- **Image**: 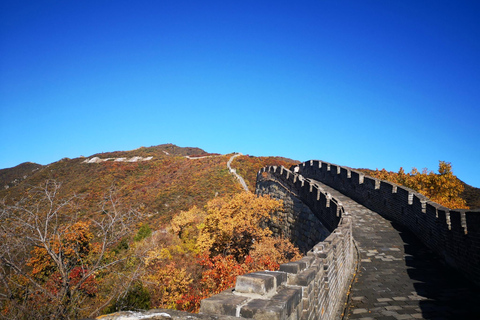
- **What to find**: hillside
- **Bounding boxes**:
[461,183,480,209]
[0,143,303,319]
[0,161,43,189]
[2,144,476,319]
[0,144,298,225]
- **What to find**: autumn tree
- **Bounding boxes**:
[196,192,285,260]
[368,161,468,209]
[138,192,301,313]
[0,180,142,319]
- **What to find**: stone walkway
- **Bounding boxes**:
[309,180,480,320]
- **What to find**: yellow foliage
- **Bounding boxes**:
[196,192,283,260]
[369,161,468,209]
[171,206,205,237]
[144,248,173,265]
[250,236,302,265]
[170,206,206,254]
[143,261,193,309]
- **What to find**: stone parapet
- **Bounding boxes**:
[296,160,480,286]
[199,166,355,319]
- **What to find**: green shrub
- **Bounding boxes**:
[104,281,151,313]
[134,224,152,242]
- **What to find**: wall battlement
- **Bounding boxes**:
[295,160,480,286]
[199,165,355,320]
[102,160,479,320]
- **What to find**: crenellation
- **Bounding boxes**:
[449,211,466,235]
[196,159,480,319]
[408,192,414,205]
[297,159,480,286]
[231,164,354,319]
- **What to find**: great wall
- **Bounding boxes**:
[100,160,480,320]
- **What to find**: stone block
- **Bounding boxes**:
[235,273,275,295]
[271,286,303,317]
[293,268,317,287]
[240,299,286,320]
[200,289,249,316]
[256,270,287,287]
[280,262,300,274]
[298,256,314,268]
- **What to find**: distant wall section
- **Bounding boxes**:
[296,160,480,286]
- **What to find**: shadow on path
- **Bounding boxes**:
[393,222,480,320]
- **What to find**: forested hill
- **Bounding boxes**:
[0,161,44,189]
[462,183,480,210]
[0,144,299,225]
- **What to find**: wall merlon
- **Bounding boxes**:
[239,298,285,320]
[296,159,480,286]
[235,273,276,296]
[465,210,480,235]
[256,271,288,288]
[407,192,414,205]
[200,289,249,317]
[292,268,317,287]
[280,260,307,274]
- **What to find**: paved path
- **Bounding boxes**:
[309,179,480,320]
[227,153,249,192]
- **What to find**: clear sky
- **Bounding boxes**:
[1,1,479,187]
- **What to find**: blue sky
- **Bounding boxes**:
[1,1,479,187]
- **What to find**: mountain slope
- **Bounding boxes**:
[0,144,298,225]
[0,161,43,189]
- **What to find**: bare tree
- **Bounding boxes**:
[0,180,142,319]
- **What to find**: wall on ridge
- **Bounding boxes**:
[255,169,330,253]
[200,165,355,320]
[296,160,480,286]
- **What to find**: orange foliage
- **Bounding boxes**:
[176,253,284,313]
[27,221,97,280]
[46,267,97,297]
[163,193,302,313]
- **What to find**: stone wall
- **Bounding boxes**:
[295,160,480,286]
[255,170,330,253]
[199,165,356,320]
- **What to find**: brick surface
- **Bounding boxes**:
[308,180,480,320]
